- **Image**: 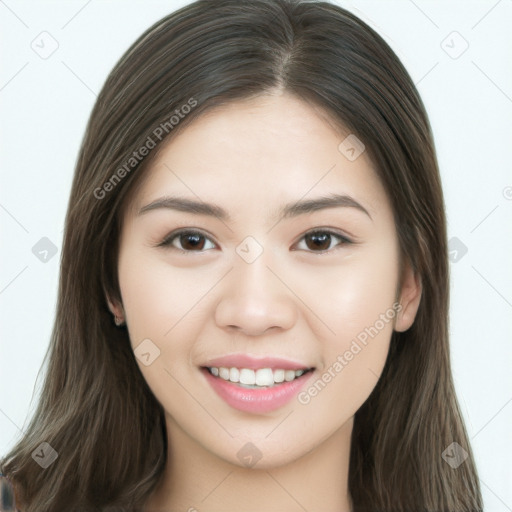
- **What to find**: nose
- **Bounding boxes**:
[214,255,298,336]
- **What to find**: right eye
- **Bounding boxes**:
[159,229,217,253]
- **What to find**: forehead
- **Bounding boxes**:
[127,92,391,223]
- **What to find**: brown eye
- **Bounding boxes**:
[179,233,206,250]
[160,230,216,252]
[305,232,332,251]
[295,230,351,253]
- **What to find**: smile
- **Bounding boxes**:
[207,366,311,388]
[201,354,315,414]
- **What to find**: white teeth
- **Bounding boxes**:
[208,366,309,387]
[255,368,274,386]
[239,368,256,385]
[229,367,240,383]
[284,370,296,382]
[273,369,285,383]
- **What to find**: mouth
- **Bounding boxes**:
[200,357,315,414]
[203,366,314,389]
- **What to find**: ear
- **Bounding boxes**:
[394,262,422,332]
[105,289,125,320]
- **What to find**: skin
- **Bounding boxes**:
[108,90,421,512]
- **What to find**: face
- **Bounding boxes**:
[112,91,419,469]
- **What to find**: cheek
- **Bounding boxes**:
[117,252,213,410]
[295,239,400,341]
[293,242,399,413]
[118,249,214,346]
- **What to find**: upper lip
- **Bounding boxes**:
[202,354,313,371]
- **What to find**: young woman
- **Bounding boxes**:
[0,0,483,510]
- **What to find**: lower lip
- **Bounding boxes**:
[202,367,313,414]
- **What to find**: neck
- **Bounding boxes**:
[145,415,354,512]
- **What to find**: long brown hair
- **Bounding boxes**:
[1,1,482,510]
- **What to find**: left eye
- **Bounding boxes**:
[159,230,216,252]
[294,230,351,253]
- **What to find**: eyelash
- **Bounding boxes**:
[157,228,353,254]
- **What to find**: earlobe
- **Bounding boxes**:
[105,290,125,326]
[395,263,422,333]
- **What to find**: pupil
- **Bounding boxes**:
[181,233,204,250]
[307,232,330,251]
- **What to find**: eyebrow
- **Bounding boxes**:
[138,193,372,221]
